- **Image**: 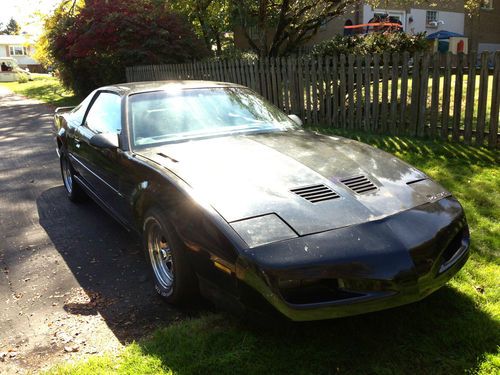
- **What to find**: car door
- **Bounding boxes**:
[73,91,131,224]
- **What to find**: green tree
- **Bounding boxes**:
[2,18,21,35]
[229,0,486,57]
[171,0,231,55]
[232,0,361,57]
[34,0,83,69]
[38,0,208,95]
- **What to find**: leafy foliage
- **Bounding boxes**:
[229,0,483,57]
[311,32,431,56]
[1,18,21,35]
[39,0,208,96]
[171,0,231,55]
[233,0,359,57]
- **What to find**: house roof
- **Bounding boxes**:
[0,34,34,45]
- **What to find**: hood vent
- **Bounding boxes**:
[291,184,340,203]
[340,175,378,194]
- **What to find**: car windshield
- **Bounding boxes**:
[128,87,298,148]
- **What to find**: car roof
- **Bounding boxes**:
[100,80,245,96]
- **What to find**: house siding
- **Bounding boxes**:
[466,4,500,52]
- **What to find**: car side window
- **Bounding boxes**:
[70,91,96,126]
[84,92,122,134]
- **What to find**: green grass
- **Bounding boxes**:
[46,131,499,375]
[0,74,80,107]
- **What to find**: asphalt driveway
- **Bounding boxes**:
[0,88,183,374]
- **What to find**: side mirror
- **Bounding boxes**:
[90,133,119,149]
[288,114,303,127]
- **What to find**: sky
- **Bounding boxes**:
[0,0,60,35]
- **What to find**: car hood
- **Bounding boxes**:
[138,131,450,236]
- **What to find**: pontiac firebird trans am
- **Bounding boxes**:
[53,81,470,321]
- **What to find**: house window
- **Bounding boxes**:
[9,45,28,56]
[481,0,494,9]
[426,11,438,26]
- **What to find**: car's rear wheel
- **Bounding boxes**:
[143,208,197,304]
[60,153,86,202]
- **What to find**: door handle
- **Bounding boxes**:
[75,139,81,149]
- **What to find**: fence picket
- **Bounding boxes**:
[417,53,430,137]
[339,55,347,129]
[441,53,452,140]
[390,53,399,134]
[476,52,490,146]
[489,52,500,149]
[325,56,333,126]
[355,55,364,130]
[364,55,372,132]
[372,54,380,131]
[304,58,312,123]
[317,56,326,125]
[296,58,304,119]
[380,53,390,133]
[347,54,355,129]
[399,52,410,133]
[429,53,441,138]
[125,52,498,148]
[409,53,421,136]
[452,53,465,141]
[464,52,477,143]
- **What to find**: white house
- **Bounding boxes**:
[361,4,465,36]
[0,34,42,72]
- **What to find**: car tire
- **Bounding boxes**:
[60,152,86,203]
[143,208,197,304]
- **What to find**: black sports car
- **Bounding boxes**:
[53,81,470,321]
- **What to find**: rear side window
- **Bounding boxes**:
[85,92,122,134]
[70,91,95,126]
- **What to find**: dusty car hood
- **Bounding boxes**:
[138,131,449,236]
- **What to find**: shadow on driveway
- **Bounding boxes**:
[36,186,206,344]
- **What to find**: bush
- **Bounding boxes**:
[312,32,431,56]
[47,0,208,96]
[17,74,29,84]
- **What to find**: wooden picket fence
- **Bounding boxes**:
[126,51,500,148]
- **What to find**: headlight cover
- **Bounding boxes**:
[230,214,297,248]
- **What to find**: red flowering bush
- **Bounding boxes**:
[48,0,208,95]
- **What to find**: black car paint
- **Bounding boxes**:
[53,81,470,321]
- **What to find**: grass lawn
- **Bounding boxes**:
[46,130,499,375]
[0,74,80,107]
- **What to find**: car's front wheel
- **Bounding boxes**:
[143,208,197,304]
[60,153,86,202]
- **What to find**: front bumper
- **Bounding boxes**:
[235,197,469,321]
